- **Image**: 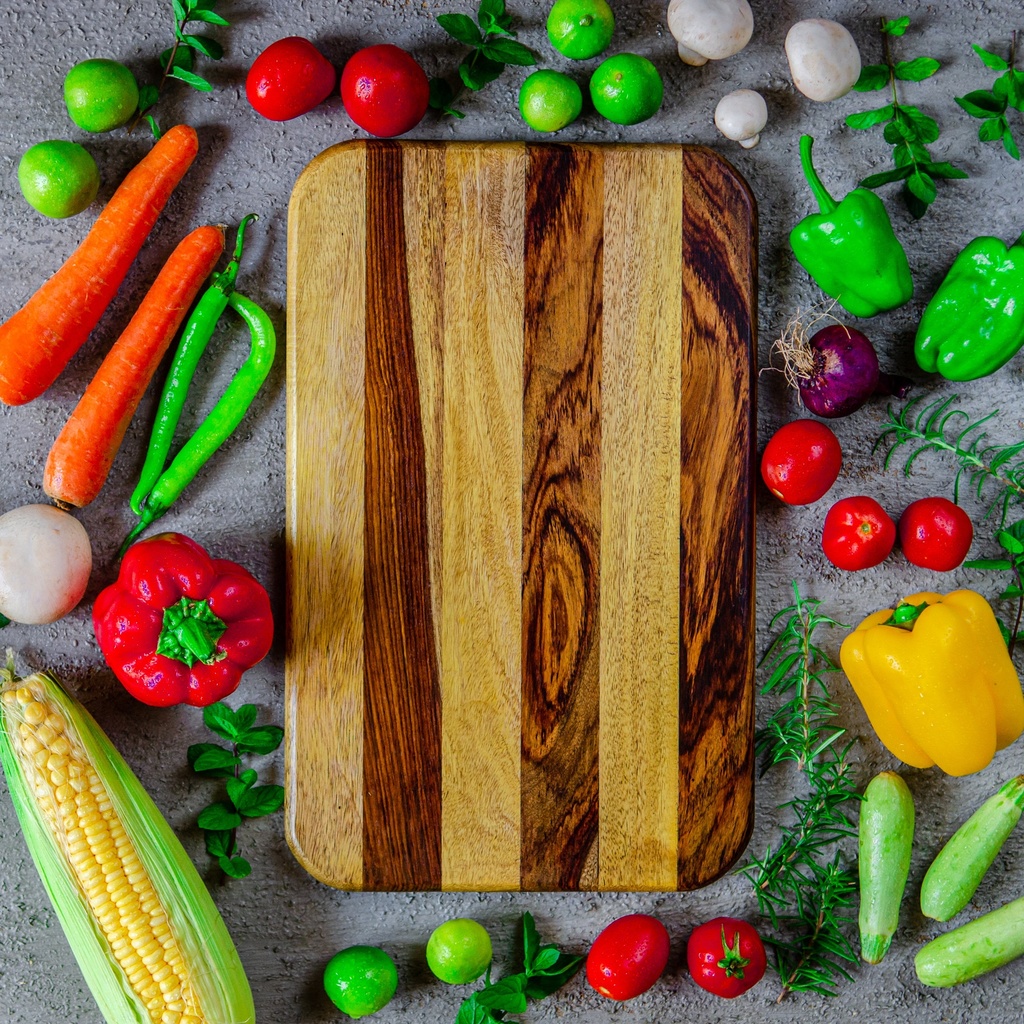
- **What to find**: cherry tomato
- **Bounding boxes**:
[822,496,896,571]
[899,496,974,571]
[761,419,842,505]
[245,37,336,121]
[586,914,670,1001]
[340,44,430,138]
[687,917,766,999]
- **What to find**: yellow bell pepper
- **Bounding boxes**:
[840,590,1024,777]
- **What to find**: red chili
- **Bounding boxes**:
[93,533,273,707]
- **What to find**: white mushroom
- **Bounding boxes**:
[667,0,754,67]
[714,89,767,148]
[785,19,862,102]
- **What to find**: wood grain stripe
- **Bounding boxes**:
[521,144,602,892]
[677,148,757,890]
[599,146,682,892]
[285,144,366,890]
[362,141,442,890]
[441,144,525,890]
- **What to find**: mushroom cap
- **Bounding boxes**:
[714,88,768,145]
[785,18,862,102]
[667,0,754,65]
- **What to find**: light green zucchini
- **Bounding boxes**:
[859,770,914,964]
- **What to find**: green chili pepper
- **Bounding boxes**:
[122,216,276,555]
[789,135,914,318]
[915,233,1024,380]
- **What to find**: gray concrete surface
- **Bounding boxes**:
[2,0,1024,1021]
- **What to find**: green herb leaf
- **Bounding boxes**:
[1003,126,1021,159]
[477,0,507,23]
[883,16,910,36]
[980,116,1007,141]
[455,994,498,1024]
[231,705,259,734]
[145,115,162,139]
[859,165,914,188]
[907,168,937,204]
[480,38,536,66]
[169,66,214,91]
[428,77,466,118]
[236,725,284,755]
[1010,70,1024,111]
[845,105,894,129]
[522,911,540,968]
[998,530,1024,554]
[172,0,187,21]
[237,784,285,818]
[160,45,194,72]
[895,56,940,81]
[460,53,505,91]
[476,974,528,1015]
[921,160,969,179]
[530,947,561,972]
[974,44,1009,70]
[437,12,483,45]
[522,952,583,997]
[183,34,224,59]
[137,84,159,113]
[226,769,258,809]
[197,802,243,830]
[853,64,890,91]
[189,8,229,25]
[189,744,241,776]
[204,829,233,857]
[203,702,241,740]
[958,88,1008,117]
[219,854,252,879]
[883,119,914,143]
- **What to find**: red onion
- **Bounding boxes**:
[775,322,911,419]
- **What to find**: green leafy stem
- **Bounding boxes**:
[132,0,229,138]
[956,34,1024,160]
[188,702,284,880]
[966,521,1024,656]
[846,15,967,218]
[430,0,536,118]
[456,912,582,1024]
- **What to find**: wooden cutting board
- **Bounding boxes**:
[285,141,757,892]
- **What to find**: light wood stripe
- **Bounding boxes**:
[362,142,442,890]
[441,144,525,890]
[521,144,602,891]
[598,145,682,892]
[285,144,366,890]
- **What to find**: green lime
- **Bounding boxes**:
[18,141,100,219]
[547,0,616,60]
[323,945,398,1019]
[519,70,583,132]
[589,53,664,126]
[64,58,139,133]
[426,918,493,985]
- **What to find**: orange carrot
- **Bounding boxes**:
[0,124,199,407]
[43,225,225,509]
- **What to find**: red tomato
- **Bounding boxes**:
[687,917,766,999]
[761,419,842,505]
[586,914,670,1001]
[822,496,896,570]
[246,37,336,121]
[340,44,430,138]
[899,496,974,570]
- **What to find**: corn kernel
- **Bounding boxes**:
[22,700,46,725]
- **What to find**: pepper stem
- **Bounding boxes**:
[716,925,750,980]
[212,213,259,296]
[157,598,228,667]
[799,135,839,214]
[883,601,929,630]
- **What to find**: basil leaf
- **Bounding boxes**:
[859,165,913,188]
[145,115,162,139]
[238,784,285,818]
[203,702,240,740]
[189,9,230,25]
[161,45,194,72]
[530,946,560,971]
[895,57,940,81]
[882,16,910,36]
[522,912,540,969]
[236,725,284,755]
[204,829,232,857]
[883,119,914,144]
[183,34,224,59]
[980,116,1006,142]
[853,64,889,92]
[920,160,968,179]
[226,769,258,810]
[1000,584,1024,600]
[172,0,187,21]
[522,953,583,998]
[455,995,499,1024]
[973,44,1009,71]
[998,530,1024,554]
[907,169,936,205]
[476,974,528,1014]
[438,13,483,45]
[219,855,252,879]
[477,0,506,23]
[197,802,243,830]
[460,53,504,91]
[480,39,536,66]
[845,105,894,130]
[231,705,259,734]
[190,744,241,776]
[137,84,159,113]
[957,88,1007,117]
[964,558,1014,570]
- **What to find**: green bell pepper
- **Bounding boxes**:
[915,234,1024,381]
[789,135,914,318]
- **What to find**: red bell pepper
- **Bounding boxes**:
[93,532,273,707]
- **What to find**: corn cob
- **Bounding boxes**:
[0,652,255,1024]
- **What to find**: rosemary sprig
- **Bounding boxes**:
[876,394,1024,524]
[846,16,967,218]
[741,584,859,1000]
[956,34,1024,160]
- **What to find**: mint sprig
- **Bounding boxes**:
[430,0,537,118]
[846,16,967,218]
[956,36,1024,160]
[134,0,229,138]
[455,913,582,1023]
[188,701,284,880]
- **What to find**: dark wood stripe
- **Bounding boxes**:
[363,141,442,890]
[677,147,757,890]
[521,144,602,891]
